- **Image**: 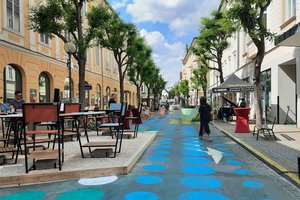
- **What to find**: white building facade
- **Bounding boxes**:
[209,0,300,126]
[181,38,205,106]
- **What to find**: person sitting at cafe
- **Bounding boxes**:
[9,91,25,112]
[108,94,117,108]
[9,91,36,112]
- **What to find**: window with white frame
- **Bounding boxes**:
[105,50,110,69]
[233,51,237,69]
[64,31,74,42]
[6,0,20,32]
[285,0,296,21]
[81,1,87,16]
[40,34,50,45]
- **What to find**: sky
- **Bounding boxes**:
[108,0,220,89]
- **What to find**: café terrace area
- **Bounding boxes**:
[0,102,156,187]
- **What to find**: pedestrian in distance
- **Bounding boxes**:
[159,105,166,118]
[165,100,169,114]
[108,94,117,108]
[198,96,212,141]
[239,98,247,108]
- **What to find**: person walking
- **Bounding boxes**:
[165,100,169,113]
[198,96,212,141]
[159,105,166,117]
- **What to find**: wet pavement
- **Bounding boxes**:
[0,111,300,200]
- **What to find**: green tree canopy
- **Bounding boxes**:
[88,4,138,102]
[29,0,109,106]
[194,10,236,83]
[127,36,153,102]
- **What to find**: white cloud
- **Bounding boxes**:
[139,29,165,47]
[140,29,184,87]
[109,0,219,87]
[127,0,219,36]
[110,0,129,9]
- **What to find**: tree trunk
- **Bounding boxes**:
[254,45,265,128]
[118,64,124,102]
[196,89,199,106]
[147,87,151,107]
[137,85,141,105]
[217,57,224,83]
[78,59,86,108]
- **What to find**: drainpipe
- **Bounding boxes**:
[237,31,240,69]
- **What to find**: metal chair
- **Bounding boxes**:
[253,116,277,141]
[126,102,142,138]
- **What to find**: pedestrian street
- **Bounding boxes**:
[0,111,299,200]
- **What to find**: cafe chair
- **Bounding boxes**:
[79,102,127,158]
[0,139,19,164]
[21,103,63,173]
[62,103,81,140]
[97,103,122,138]
[125,102,143,138]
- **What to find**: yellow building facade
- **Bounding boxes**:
[0,0,136,109]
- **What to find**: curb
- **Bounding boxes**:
[211,123,300,188]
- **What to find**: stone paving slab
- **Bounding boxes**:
[211,120,300,187]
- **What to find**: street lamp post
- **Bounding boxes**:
[64,42,76,102]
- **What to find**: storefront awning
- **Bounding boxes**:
[275,22,300,47]
[211,74,254,93]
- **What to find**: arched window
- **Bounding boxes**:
[96,84,101,108]
[113,88,118,101]
[39,72,50,102]
[105,87,110,108]
[84,81,90,107]
[64,78,73,101]
[3,65,22,103]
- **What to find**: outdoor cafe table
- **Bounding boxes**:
[0,113,23,145]
[0,111,106,162]
[60,111,106,136]
[0,111,106,136]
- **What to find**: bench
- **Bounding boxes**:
[252,116,277,141]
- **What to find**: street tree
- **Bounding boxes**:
[143,64,160,108]
[89,5,138,102]
[194,10,236,83]
[29,0,109,106]
[152,75,167,108]
[127,36,152,103]
[227,0,273,127]
[191,59,209,101]
[179,80,190,106]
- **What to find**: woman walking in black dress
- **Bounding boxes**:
[198,97,212,141]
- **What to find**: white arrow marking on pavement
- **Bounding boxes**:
[202,147,224,164]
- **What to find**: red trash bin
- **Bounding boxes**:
[234,108,251,133]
